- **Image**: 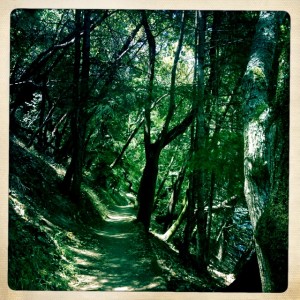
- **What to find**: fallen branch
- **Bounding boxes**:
[154,197,188,242]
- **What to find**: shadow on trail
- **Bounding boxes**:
[68,204,166,291]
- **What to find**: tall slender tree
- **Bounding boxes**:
[62,10,91,203]
[192,10,207,269]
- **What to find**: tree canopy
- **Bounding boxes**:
[9,9,289,292]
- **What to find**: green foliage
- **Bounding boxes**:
[255,198,288,292]
[9,9,289,291]
[188,130,244,195]
[253,102,269,121]
[252,66,265,80]
[9,201,74,290]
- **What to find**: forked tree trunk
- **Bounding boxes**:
[136,11,190,231]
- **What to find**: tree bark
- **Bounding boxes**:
[205,171,215,260]
[62,10,91,203]
[63,10,81,196]
[135,11,157,230]
[136,143,160,230]
[182,186,196,256]
[192,10,207,270]
[70,10,91,202]
[242,11,284,292]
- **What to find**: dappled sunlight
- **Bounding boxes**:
[73,258,94,268]
[82,184,108,220]
[9,8,289,292]
[113,286,131,291]
[94,231,135,239]
[10,161,174,291]
[10,195,27,219]
[208,266,235,285]
[65,204,167,291]
[105,204,136,222]
[70,275,101,290]
[106,214,135,222]
[50,163,66,178]
[116,203,135,208]
[68,246,102,259]
[124,192,136,202]
[133,279,164,291]
[69,265,166,291]
[10,193,48,228]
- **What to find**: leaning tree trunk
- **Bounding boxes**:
[160,196,188,242]
[242,11,284,292]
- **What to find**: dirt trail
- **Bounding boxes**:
[68,204,167,291]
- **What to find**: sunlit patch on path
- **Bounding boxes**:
[68,204,166,291]
[105,204,136,222]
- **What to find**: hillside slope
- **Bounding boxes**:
[8,136,224,291]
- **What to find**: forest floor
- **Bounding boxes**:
[8,135,227,291]
[67,204,167,291]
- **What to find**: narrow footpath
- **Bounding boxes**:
[68,204,167,291]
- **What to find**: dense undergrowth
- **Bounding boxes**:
[8,136,122,290]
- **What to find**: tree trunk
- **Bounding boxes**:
[70,10,91,202]
[62,10,82,196]
[192,10,207,270]
[242,11,284,292]
[136,144,160,230]
[205,171,215,261]
[62,10,91,203]
[136,11,192,231]
[182,11,207,261]
[110,94,167,170]
[182,186,196,256]
[135,11,157,230]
